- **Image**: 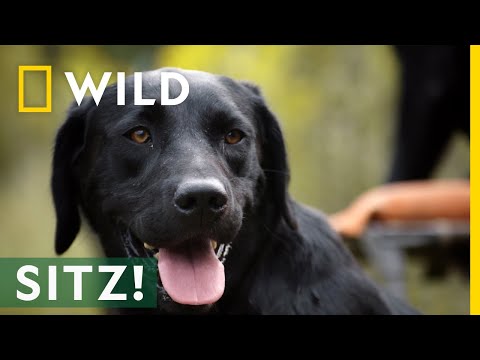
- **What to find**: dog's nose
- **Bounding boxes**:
[174,179,228,218]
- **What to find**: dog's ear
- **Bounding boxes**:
[242,82,298,230]
[51,100,92,255]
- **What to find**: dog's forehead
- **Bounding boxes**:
[138,68,251,120]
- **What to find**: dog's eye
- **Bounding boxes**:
[126,127,151,144]
[225,129,245,145]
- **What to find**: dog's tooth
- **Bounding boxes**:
[211,240,217,250]
[144,243,155,250]
[154,252,159,260]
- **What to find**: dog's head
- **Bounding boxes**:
[51,68,297,311]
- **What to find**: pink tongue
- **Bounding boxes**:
[157,240,225,305]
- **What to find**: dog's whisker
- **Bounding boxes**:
[262,169,290,175]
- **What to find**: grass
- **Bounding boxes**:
[360,256,469,315]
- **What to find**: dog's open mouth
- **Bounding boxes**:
[120,227,225,306]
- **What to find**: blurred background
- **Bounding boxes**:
[0,45,469,314]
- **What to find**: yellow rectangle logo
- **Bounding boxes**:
[18,65,52,113]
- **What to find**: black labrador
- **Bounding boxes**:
[51,68,418,314]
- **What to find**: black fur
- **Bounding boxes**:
[51,68,418,314]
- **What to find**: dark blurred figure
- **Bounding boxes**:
[388,45,469,182]
[387,45,470,278]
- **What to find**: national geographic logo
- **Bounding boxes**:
[18,66,190,113]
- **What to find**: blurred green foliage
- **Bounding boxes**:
[0,46,469,314]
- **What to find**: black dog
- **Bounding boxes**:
[51,68,418,314]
